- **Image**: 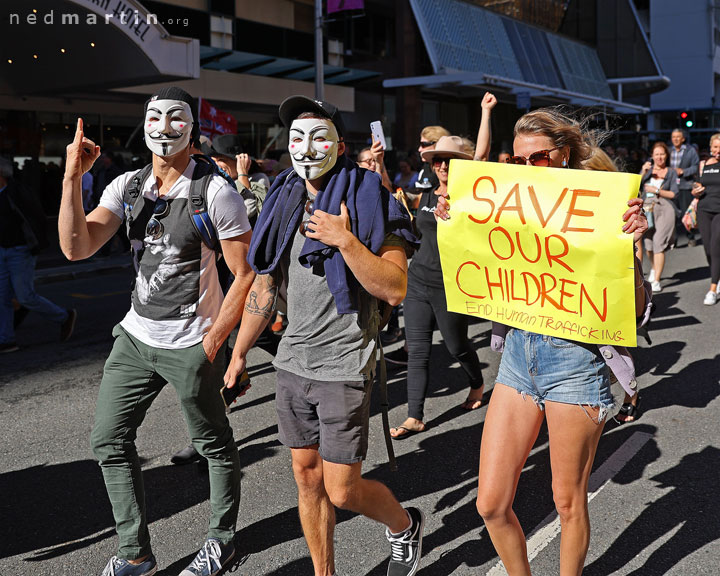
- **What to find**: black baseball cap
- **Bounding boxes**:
[278,95,345,139]
[144,86,199,140]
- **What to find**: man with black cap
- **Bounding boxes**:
[224,95,423,576]
[59,86,254,576]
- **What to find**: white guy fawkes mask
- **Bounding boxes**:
[288,118,340,180]
[143,99,194,157]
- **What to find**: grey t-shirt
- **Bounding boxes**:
[273,225,381,382]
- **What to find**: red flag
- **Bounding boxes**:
[198,97,237,139]
[327,0,364,14]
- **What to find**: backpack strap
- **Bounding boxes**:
[376,336,398,472]
[599,345,638,397]
[490,322,509,353]
[123,164,153,225]
[188,155,220,252]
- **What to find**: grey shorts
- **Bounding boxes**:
[275,368,373,464]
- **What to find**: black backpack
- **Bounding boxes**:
[122,154,222,252]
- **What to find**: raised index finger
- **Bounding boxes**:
[74,118,84,144]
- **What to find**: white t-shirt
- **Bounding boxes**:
[99,158,251,349]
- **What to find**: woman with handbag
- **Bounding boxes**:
[691,133,720,305]
[639,142,679,292]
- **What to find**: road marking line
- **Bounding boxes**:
[487,431,653,575]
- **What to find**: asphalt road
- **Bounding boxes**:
[1,241,719,575]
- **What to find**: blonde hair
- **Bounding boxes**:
[420,125,450,145]
[709,133,720,147]
[514,107,602,170]
[461,137,475,157]
[583,147,618,172]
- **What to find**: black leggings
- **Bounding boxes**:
[403,279,483,421]
[697,209,720,284]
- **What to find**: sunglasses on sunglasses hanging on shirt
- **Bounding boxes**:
[145,197,171,240]
[505,146,563,167]
[298,197,316,237]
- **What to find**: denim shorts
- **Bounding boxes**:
[495,329,613,418]
[275,368,373,464]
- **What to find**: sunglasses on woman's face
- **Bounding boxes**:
[298,198,315,237]
[146,197,170,240]
[505,146,561,167]
[432,158,452,167]
[419,141,436,148]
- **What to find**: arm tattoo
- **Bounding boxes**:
[245,274,278,320]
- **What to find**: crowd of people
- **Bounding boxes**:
[3,83,719,576]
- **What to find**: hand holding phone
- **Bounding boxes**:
[221,369,251,408]
[370,121,386,150]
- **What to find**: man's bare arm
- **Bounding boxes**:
[224,272,279,386]
[307,202,407,305]
[59,118,122,260]
[202,232,254,363]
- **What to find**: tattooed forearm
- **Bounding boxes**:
[244,274,278,319]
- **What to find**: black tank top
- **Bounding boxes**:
[697,161,720,213]
[408,187,445,289]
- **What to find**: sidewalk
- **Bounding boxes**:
[35,244,132,285]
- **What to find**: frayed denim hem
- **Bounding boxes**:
[518,389,545,410]
[515,388,614,423]
[581,401,615,424]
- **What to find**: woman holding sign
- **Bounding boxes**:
[639,142,678,293]
[435,108,648,575]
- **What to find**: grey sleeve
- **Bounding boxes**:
[682,148,700,179]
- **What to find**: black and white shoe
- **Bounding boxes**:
[385,507,424,576]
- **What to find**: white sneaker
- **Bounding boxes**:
[704,291,718,306]
[647,270,656,283]
[651,281,662,293]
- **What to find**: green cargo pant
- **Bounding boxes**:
[90,324,240,559]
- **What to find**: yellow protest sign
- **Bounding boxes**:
[438,160,641,347]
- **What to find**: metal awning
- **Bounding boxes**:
[1,0,198,95]
[386,0,651,114]
[200,46,378,86]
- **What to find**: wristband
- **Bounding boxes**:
[237,173,249,177]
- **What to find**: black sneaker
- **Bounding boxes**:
[385,507,424,576]
[384,348,408,366]
[0,342,19,354]
[180,538,235,576]
[60,309,77,342]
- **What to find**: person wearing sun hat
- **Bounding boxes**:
[390,133,488,440]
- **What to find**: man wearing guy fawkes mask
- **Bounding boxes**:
[224,96,423,576]
[58,86,255,576]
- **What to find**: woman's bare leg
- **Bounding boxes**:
[477,384,544,575]
[545,401,606,576]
